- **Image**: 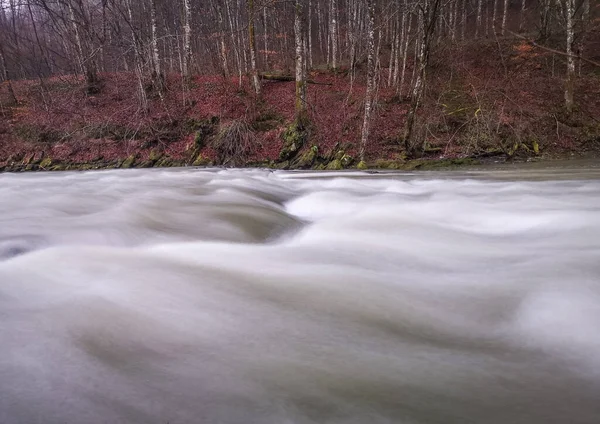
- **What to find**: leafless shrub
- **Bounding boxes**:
[210,119,256,166]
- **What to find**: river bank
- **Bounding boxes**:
[2,37,599,173]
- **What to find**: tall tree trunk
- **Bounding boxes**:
[68,0,99,94]
[398,12,412,96]
[68,2,84,75]
[539,0,551,40]
[476,0,483,36]
[393,0,405,87]
[182,0,193,85]
[330,0,338,70]
[519,0,526,31]
[360,0,376,162]
[317,0,325,58]
[125,0,148,112]
[248,0,261,95]
[224,0,242,86]
[150,0,164,96]
[263,5,269,67]
[388,17,397,86]
[404,0,442,153]
[0,41,17,105]
[295,0,307,122]
[492,0,498,32]
[217,2,230,77]
[564,0,575,113]
[308,0,313,67]
[461,0,466,39]
[501,0,509,35]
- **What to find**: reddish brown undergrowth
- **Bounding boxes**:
[1,37,599,170]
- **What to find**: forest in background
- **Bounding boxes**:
[0,0,599,171]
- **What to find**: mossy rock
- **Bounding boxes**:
[191,117,219,149]
[149,149,162,162]
[334,150,346,161]
[50,164,67,171]
[121,155,136,169]
[295,145,318,168]
[340,154,354,168]
[326,159,343,170]
[192,154,211,167]
[273,160,290,170]
[39,157,53,169]
[280,121,308,161]
[313,163,327,171]
[138,160,153,168]
[357,160,368,170]
[323,143,341,161]
[154,157,174,167]
[373,159,403,169]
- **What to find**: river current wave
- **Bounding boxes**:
[1,167,600,423]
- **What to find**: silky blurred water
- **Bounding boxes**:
[1,166,600,424]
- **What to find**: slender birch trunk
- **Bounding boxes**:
[182,0,193,84]
[360,0,376,161]
[308,0,313,67]
[150,0,164,96]
[519,0,526,31]
[0,41,17,105]
[295,0,307,121]
[564,0,575,113]
[501,0,509,35]
[330,0,338,70]
[476,0,483,36]
[398,11,412,96]
[248,0,261,95]
[404,0,442,153]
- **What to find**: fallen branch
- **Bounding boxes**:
[259,73,332,85]
[507,30,600,68]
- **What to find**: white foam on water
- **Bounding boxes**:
[1,168,600,423]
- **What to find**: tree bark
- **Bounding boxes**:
[330,0,338,70]
[217,2,230,77]
[182,0,193,85]
[564,0,575,113]
[308,0,313,67]
[519,0,526,31]
[248,0,261,95]
[501,0,509,35]
[399,11,413,96]
[295,0,307,121]
[360,0,376,161]
[150,0,165,97]
[476,0,483,36]
[0,41,17,105]
[404,0,442,153]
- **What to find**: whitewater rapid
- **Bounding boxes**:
[1,167,600,424]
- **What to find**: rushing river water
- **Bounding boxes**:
[1,166,600,424]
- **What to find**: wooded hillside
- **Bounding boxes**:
[1,0,599,171]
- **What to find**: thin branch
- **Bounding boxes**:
[507,30,600,68]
